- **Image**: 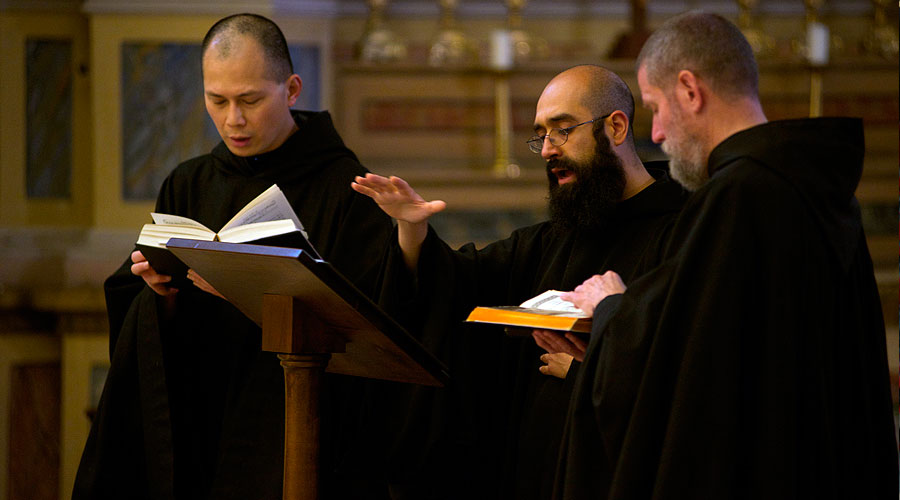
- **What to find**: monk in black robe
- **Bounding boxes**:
[555,12,898,499]
[352,65,686,500]
[73,14,393,500]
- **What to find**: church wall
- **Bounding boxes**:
[0,3,896,500]
[0,12,92,228]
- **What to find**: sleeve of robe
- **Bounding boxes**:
[75,160,395,500]
[369,224,550,498]
[556,162,898,499]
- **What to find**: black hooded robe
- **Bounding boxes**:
[73,111,394,500]
[555,118,898,500]
[371,166,686,500]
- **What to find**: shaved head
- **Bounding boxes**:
[550,65,636,140]
[202,13,293,82]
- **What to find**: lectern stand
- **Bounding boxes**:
[167,239,449,500]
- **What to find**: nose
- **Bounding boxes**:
[541,137,560,160]
[226,103,246,127]
[651,118,665,144]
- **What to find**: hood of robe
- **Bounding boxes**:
[707,117,865,272]
[209,110,359,184]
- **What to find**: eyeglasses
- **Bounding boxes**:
[526,112,613,154]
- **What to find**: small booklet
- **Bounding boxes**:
[465,289,591,334]
[135,184,320,287]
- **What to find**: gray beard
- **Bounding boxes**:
[663,135,708,192]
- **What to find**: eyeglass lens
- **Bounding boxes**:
[527,128,569,153]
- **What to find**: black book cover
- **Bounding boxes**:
[136,229,320,290]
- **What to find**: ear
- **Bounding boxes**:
[675,69,703,113]
[607,110,630,146]
[286,74,303,107]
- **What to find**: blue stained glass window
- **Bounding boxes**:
[26,38,73,199]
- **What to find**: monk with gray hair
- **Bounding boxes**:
[554,11,898,499]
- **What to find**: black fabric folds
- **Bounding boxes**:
[368,165,687,500]
[74,110,394,500]
[555,118,899,500]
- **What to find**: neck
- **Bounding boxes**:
[706,95,768,153]
[619,152,655,200]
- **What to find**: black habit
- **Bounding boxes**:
[370,165,686,500]
[555,118,899,499]
[73,111,394,500]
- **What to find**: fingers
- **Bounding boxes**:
[352,174,390,199]
[566,332,588,351]
[538,354,553,376]
[533,329,582,358]
[388,175,413,192]
[131,260,149,275]
[564,333,588,362]
[350,179,377,198]
[532,331,553,352]
[354,173,401,193]
[426,199,447,215]
[352,174,396,196]
[131,256,179,296]
[187,270,227,300]
[601,269,623,281]
[538,352,572,379]
[131,260,170,284]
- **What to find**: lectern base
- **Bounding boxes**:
[279,353,331,500]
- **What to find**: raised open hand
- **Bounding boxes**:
[352,173,446,223]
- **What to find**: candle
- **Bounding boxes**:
[806,22,829,65]
[490,29,513,70]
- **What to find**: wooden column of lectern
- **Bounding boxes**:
[167,239,449,500]
[262,295,335,500]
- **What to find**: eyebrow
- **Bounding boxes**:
[533,112,578,133]
[205,90,262,99]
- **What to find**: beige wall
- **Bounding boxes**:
[0,13,92,227]
[0,5,896,500]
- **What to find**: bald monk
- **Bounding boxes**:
[73,13,392,500]
[352,64,686,500]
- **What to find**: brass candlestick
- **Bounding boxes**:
[357,0,407,63]
[492,72,519,178]
[505,0,546,64]
[429,0,476,66]
[736,0,775,57]
[861,0,899,58]
[803,0,828,117]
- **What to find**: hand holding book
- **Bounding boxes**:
[559,271,627,317]
[465,289,591,334]
[134,184,320,290]
[533,330,587,362]
[130,249,181,297]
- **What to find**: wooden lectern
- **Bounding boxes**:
[167,239,449,500]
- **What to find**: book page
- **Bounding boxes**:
[519,290,585,315]
[218,219,298,243]
[150,213,214,232]
[137,223,216,247]
[221,184,304,233]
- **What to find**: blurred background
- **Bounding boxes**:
[0,0,896,498]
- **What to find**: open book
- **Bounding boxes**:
[135,184,320,286]
[465,289,591,334]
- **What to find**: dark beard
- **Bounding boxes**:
[547,127,626,229]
